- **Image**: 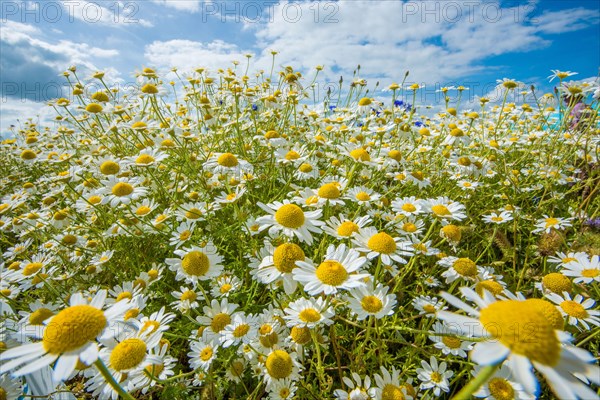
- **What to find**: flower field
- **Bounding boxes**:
[0,64,599,400]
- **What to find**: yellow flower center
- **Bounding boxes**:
[544,217,559,228]
[131,121,147,129]
[452,258,477,277]
[23,262,43,276]
[358,97,372,106]
[85,103,103,113]
[318,183,340,199]
[388,150,402,161]
[181,251,210,276]
[560,300,588,319]
[53,210,68,221]
[299,308,321,323]
[285,150,300,160]
[491,216,504,222]
[180,290,197,301]
[211,313,231,332]
[233,324,250,338]
[432,205,450,216]
[290,326,311,344]
[441,225,461,242]
[124,308,139,321]
[145,363,165,376]
[488,378,515,400]
[430,372,442,383]
[381,384,405,400]
[337,221,359,237]
[110,338,147,371]
[0,387,7,400]
[266,350,293,379]
[141,83,158,94]
[526,299,563,329]
[185,207,203,219]
[479,299,561,366]
[62,234,77,245]
[441,336,461,349]
[350,148,370,161]
[299,163,313,173]
[217,153,239,167]
[20,149,37,160]
[42,305,107,354]
[356,191,371,201]
[200,346,213,361]
[367,232,396,254]
[402,203,416,212]
[136,154,155,164]
[179,230,192,241]
[475,280,504,296]
[582,269,599,278]
[112,182,134,197]
[29,308,54,325]
[220,283,232,293]
[402,222,417,233]
[274,204,305,229]
[141,320,160,333]
[315,260,348,286]
[116,291,132,302]
[273,243,304,273]
[542,273,571,294]
[361,295,383,313]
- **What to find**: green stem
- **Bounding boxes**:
[451,363,500,400]
[94,359,136,400]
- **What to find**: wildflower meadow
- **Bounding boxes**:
[0,62,599,400]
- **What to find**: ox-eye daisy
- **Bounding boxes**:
[353,227,412,266]
[345,282,397,320]
[322,214,371,240]
[561,254,600,284]
[374,366,415,400]
[283,297,335,328]
[0,290,130,382]
[294,243,369,295]
[546,292,600,331]
[166,243,224,286]
[416,356,453,396]
[437,287,600,399]
[256,201,324,244]
[99,176,147,207]
[254,242,306,295]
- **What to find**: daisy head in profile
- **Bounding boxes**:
[0,289,130,382]
[437,287,600,399]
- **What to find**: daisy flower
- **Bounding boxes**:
[314,181,346,206]
[169,220,195,248]
[165,243,224,286]
[253,242,306,295]
[283,297,335,328]
[345,282,397,320]
[424,197,467,224]
[416,356,452,396]
[391,196,424,217]
[0,374,23,400]
[211,274,241,298]
[268,378,297,400]
[126,147,168,167]
[546,292,600,331]
[345,186,381,206]
[196,299,240,340]
[262,349,301,388]
[438,256,480,283]
[220,313,260,348]
[532,215,573,234]
[472,364,534,400]
[334,372,376,400]
[130,198,159,218]
[294,243,369,295]
[374,366,415,400]
[256,200,324,245]
[412,295,447,317]
[203,152,253,176]
[352,227,412,266]
[322,214,371,240]
[171,286,201,312]
[0,290,130,382]
[437,287,600,399]
[561,254,600,284]
[482,211,514,225]
[188,338,219,371]
[98,176,147,207]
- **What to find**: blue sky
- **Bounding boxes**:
[1,0,599,134]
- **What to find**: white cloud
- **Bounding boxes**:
[144,39,251,71]
[534,7,600,34]
[0,98,56,136]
